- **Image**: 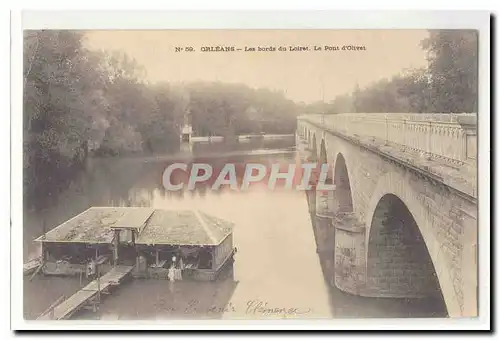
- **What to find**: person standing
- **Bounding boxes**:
[168,256,176,294]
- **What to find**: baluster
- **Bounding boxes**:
[384,115,388,145]
[411,124,415,150]
[417,124,420,150]
[461,129,467,162]
[426,121,432,159]
[416,124,419,150]
[452,128,458,161]
[403,119,407,150]
[440,126,444,157]
[447,127,453,159]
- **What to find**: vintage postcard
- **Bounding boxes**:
[13,11,490,330]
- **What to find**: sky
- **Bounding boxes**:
[85,30,429,103]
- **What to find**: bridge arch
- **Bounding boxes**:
[318,138,334,181]
[310,133,318,161]
[333,153,353,213]
[365,171,459,316]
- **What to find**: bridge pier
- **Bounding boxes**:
[333,213,368,296]
[309,184,371,297]
[305,188,316,215]
[307,188,336,288]
[314,190,336,254]
[297,113,477,317]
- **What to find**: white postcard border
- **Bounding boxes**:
[11,10,491,331]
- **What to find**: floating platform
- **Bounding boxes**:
[23,257,42,276]
[28,207,237,320]
[37,265,134,320]
[29,207,236,281]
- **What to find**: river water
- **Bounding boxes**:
[23,137,446,320]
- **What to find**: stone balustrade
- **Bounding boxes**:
[299,113,477,165]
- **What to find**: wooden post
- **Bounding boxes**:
[132,229,137,251]
[95,247,100,304]
[113,230,119,266]
[212,247,216,270]
[41,295,65,320]
[156,250,159,267]
[132,229,139,268]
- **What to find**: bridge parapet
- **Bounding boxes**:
[297,113,478,316]
[299,113,477,166]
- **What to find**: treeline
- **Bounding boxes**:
[316,30,478,114]
[188,82,298,137]
[23,30,299,208]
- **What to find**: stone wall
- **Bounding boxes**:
[297,117,478,317]
[313,215,335,254]
[333,213,366,296]
[316,190,335,218]
[365,195,442,298]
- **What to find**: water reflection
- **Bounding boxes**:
[308,207,448,318]
[75,264,239,320]
[23,136,445,319]
[191,137,295,155]
[23,139,295,258]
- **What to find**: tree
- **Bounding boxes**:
[23,30,108,207]
[320,30,478,115]
[23,31,303,207]
[422,30,478,113]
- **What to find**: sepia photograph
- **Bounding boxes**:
[12,10,490,330]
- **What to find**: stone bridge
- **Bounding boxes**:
[296,113,477,317]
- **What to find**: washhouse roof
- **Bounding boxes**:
[35,207,233,246]
[135,209,233,246]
